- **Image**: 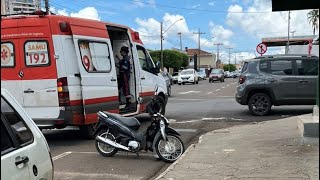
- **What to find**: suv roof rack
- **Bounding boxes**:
[255,54,318,59]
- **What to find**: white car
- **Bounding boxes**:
[172,72,179,84]
[178,69,199,85]
[198,71,207,80]
[1,88,53,180]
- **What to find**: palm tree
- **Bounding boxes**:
[307,9,319,35]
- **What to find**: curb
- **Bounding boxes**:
[154,133,206,180]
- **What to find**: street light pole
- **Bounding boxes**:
[193,28,205,71]
[160,18,183,71]
[178,32,182,51]
[227,47,233,72]
[160,22,163,70]
[285,10,291,54]
[214,43,223,68]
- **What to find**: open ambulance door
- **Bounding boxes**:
[71,34,119,125]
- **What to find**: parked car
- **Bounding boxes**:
[178,69,199,85]
[236,54,319,116]
[198,71,207,80]
[224,71,231,78]
[209,69,225,83]
[230,70,240,78]
[1,88,54,180]
[160,72,172,96]
[172,72,179,84]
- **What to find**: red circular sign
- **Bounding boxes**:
[256,43,267,55]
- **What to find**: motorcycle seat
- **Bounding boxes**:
[103,112,141,129]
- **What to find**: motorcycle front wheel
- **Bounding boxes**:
[155,134,185,163]
[95,130,118,157]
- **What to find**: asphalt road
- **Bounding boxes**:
[46,78,313,180]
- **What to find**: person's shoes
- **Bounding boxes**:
[153,154,160,159]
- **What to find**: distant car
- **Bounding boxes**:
[198,71,207,80]
[236,54,319,116]
[160,72,172,96]
[171,72,179,84]
[209,69,224,83]
[178,69,199,85]
[1,88,54,180]
[224,71,231,78]
[230,71,240,78]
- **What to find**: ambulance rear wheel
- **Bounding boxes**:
[79,123,96,139]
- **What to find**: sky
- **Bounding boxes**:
[47,0,318,64]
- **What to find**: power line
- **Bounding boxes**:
[128,0,272,14]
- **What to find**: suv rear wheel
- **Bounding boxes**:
[248,93,271,116]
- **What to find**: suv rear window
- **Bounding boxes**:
[296,59,318,76]
[270,60,293,75]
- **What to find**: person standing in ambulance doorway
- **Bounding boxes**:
[116,46,131,109]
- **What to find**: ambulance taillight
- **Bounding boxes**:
[57,77,70,106]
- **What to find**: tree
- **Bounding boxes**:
[149,50,188,71]
[223,64,236,72]
[307,9,319,35]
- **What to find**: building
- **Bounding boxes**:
[1,0,40,15]
[185,48,216,69]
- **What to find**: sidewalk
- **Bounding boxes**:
[156,115,319,180]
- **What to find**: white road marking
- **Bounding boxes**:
[54,172,142,180]
[171,117,244,124]
[169,98,203,101]
[178,90,201,94]
[222,87,225,89]
[175,128,197,133]
[215,89,220,91]
[52,152,72,161]
[206,92,213,94]
[231,82,237,84]
[227,85,230,87]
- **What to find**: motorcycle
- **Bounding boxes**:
[92,100,185,163]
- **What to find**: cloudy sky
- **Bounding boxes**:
[48,0,318,63]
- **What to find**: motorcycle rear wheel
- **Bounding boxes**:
[95,130,118,157]
[155,134,184,163]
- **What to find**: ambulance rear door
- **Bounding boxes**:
[70,30,119,124]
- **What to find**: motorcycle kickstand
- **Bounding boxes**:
[135,152,140,157]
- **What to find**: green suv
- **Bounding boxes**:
[235,54,319,116]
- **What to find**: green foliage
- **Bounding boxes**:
[223,64,236,72]
[149,50,189,71]
[307,9,319,35]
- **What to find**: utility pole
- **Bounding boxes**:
[227,47,233,72]
[214,43,223,68]
[45,0,50,14]
[234,52,237,66]
[285,10,291,54]
[178,32,182,51]
[193,28,205,71]
[160,22,163,71]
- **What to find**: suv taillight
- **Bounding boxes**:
[239,75,246,84]
[57,77,70,106]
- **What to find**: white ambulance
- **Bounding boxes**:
[1,13,168,137]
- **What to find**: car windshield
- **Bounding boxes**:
[180,70,193,75]
[172,72,179,76]
[211,69,221,74]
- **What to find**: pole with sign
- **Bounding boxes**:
[256,43,267,56]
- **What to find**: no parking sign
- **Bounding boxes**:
[256,43,267,56]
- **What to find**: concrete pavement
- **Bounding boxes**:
[156,115,319,180]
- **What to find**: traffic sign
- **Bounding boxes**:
[256,43,267,55]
